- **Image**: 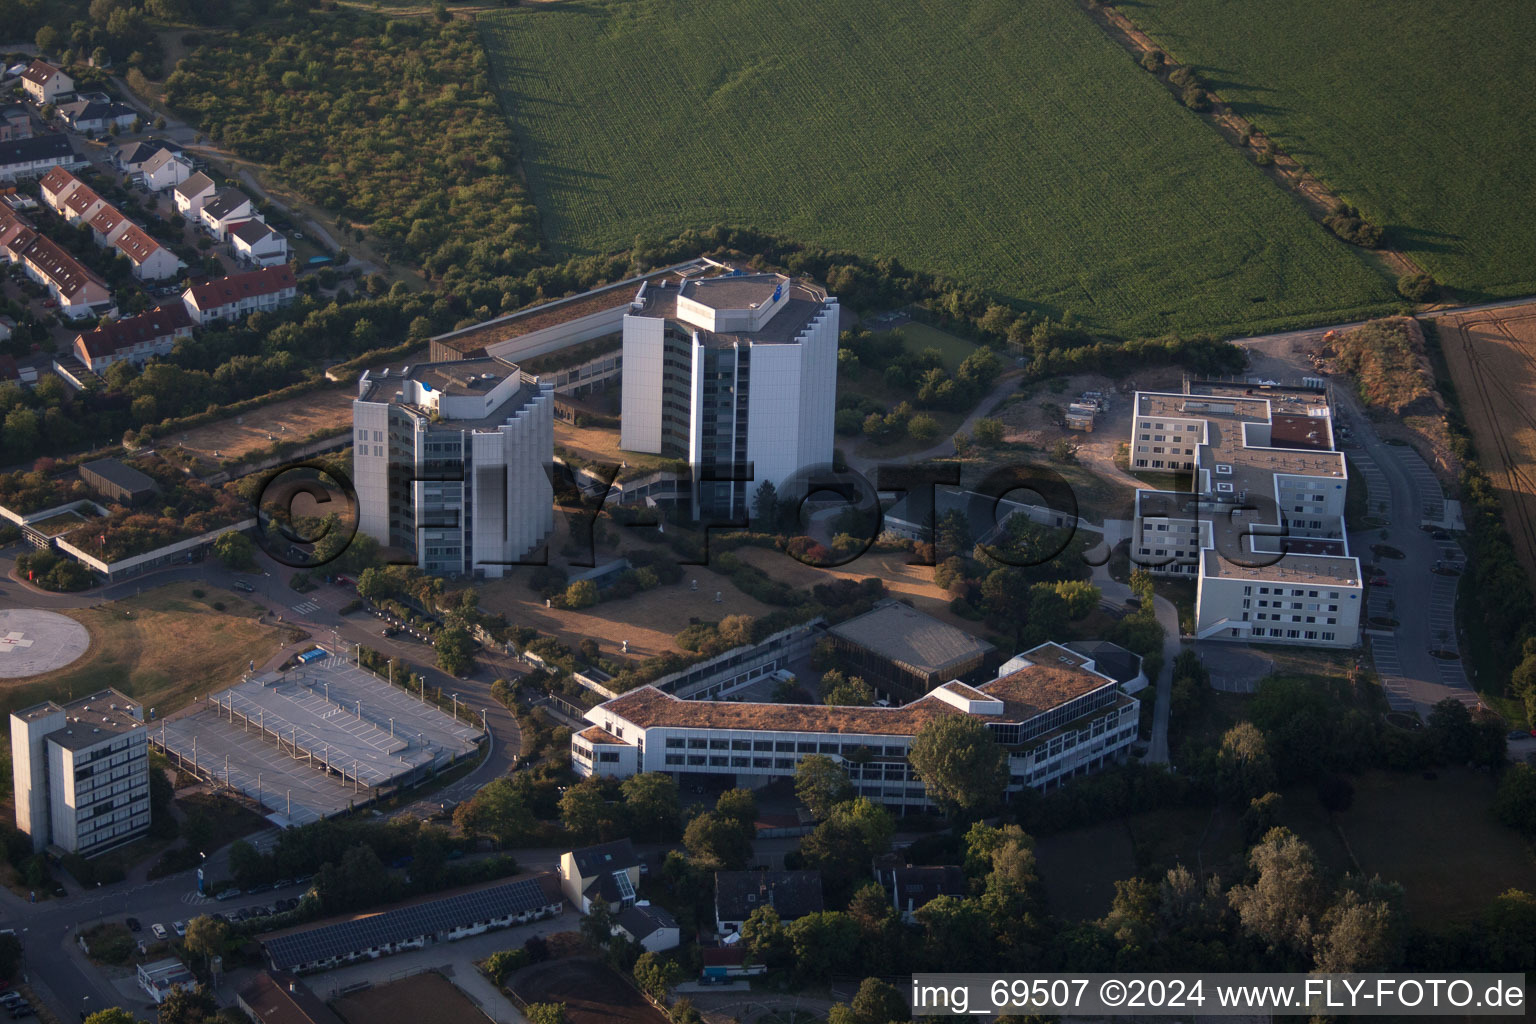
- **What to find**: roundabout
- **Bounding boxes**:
[0,609,90,678]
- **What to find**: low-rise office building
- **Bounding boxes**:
[826,602,996,703]
[10,688,150,855]
[139,958,195,1004]
[573,641,1140,809]
[1128,381,1362,646]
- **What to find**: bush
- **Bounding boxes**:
[1181,85,1209,111]
[1396,272,1435,302]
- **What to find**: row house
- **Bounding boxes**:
[181,265,296,324]
[73,304,194,372]
[115,225,182,281]
[0,135,82,182]
[19,236,114,319]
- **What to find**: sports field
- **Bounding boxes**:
[479,0,1396,337]
[1117,0,1536,299]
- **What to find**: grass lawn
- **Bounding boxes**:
[1035,819,1136,921]
[1334,769,1536,921]
[886,321,981,369]
[0,582,294,719]
[1117,0,1536,300]
[481,0,1396,336]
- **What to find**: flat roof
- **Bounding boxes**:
[80,457,158,495]
[43,688,144,750]
[827,603,994,676]
[595,658,1112,737]
[678,273,784,310]
[631,276,831,347]
[261,872,562,970]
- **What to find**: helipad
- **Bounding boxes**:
[0,609,90,678]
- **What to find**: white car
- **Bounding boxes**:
[172,921,186,938]
[151,923,167,940]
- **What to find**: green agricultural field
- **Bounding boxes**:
[479,0,1397,336]
[1119,0,1536,300]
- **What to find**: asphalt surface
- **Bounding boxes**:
[0,543,528,1021]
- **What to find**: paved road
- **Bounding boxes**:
[1234,337,1477,715]
[0,545,529,1020]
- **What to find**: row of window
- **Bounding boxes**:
[1244,585,1344,598]
[660,736,906,756]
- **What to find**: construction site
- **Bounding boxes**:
[153,650,483,825]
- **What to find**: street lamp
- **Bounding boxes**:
[451,693,459,722]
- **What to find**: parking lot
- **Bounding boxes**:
[155,654,483,825]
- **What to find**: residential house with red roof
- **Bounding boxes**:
[181,265,296,324]
[88,203,131,247]
[114,224,181,281]
[18,236,113,319]
[19,60,73,105]
[72,304,194,372]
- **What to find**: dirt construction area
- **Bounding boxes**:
[334,971,492,1024]
[479,559,773,660]
[1439,301,1536,578]
[171,388,355,462]
[508,957,668,1024]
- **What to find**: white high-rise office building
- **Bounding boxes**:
[10,689,150,856]
[353,356,555,578]
[620,269,838,520]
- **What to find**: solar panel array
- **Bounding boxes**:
[264,874,559,969]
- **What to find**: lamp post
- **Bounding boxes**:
[451,693,459,722]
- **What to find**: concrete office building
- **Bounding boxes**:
[353,356,554,578]
[10,688,150,855]
[572,642,1139,808]
[620,267,838,520]
[1128,380,1362,647]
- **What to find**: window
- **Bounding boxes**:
[598,752,620,763]
[665,754,683,766]
[665,738,685,748]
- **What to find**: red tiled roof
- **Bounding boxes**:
[89,204,127,235]
[24,236,107,299]
[183,265,295,310]
[64,185,103,216]
[38,165,80,200]
[114,224,164,264]
[74,304,192,359]
[20,60,64,87]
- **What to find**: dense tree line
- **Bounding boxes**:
[165,11,543,283]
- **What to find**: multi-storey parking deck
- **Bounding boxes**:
[154,654,483,825]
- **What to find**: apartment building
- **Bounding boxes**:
[0,135,82,181]
[572,642,1139,808]
[619,267,838,520]
[1128,381,1362,647]
[10,688,151,856]
[353,356,555,578]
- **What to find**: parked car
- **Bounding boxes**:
[172,921,186,938]
[125,917,142,932]
[51,887,64,897]
[150,923,167,940]
[232,580,255,593]
[215,888,241,901]
[1431,530,1450,540]
[1369,577,1390,587]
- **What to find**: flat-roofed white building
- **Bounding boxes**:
[353,356,554,578]
[1128,381,1362,647]
[572,642,1139,807]
[10,688,150,856]
[620,265,838,521]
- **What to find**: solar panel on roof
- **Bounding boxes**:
[264,876,557,969]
